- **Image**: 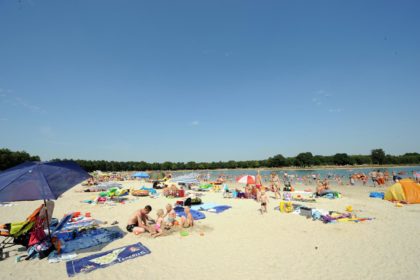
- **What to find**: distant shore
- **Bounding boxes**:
[168,164,420,173]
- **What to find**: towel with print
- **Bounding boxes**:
[66,242,151,277]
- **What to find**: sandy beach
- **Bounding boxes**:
[1,180,419,280]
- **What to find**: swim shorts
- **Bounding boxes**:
[126,224,136,232]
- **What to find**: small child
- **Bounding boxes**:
[260,191,269,214]
[163,204,177,229]
[151,209,164,238]
[180,206,194,228]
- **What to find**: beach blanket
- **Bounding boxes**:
[191,203,232,214]
[319,191,341,199]
[66,242,151,277]
[292,197,317,203]
[52,214,123,254]
[174,206,206,220]
[191,203,218,211]
[138,186,157,195]
[207,205,231,213]
[60,228,124,254]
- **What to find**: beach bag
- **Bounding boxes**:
[28,218,46,247]
[279,201,293,213]
[190,197,202,205]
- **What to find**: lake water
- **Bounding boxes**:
[173,165,420,182]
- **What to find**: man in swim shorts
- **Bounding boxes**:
[127,205,152,235]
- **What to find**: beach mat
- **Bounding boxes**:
[191,203,231,213]
[207,205,231,214]
[174,206,206,220]
[66,242,151,277]
[191,203,218,211]
[369,192,384,199]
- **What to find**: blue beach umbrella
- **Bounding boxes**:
[0,161,90,240]
[0,161,90,203]
[131,172,150,179]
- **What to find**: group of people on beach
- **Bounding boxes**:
[126,203,194,238]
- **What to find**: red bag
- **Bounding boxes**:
[28,218,46,246]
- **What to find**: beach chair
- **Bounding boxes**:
[0,202,54,259]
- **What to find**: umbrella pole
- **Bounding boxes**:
[43,199,52,242]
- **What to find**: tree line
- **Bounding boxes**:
[0,148,41,170]
[1,147,420,172]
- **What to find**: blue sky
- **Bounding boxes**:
[1,0,419,162]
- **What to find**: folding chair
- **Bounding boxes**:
[0,202,54,260]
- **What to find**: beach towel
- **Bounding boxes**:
[139,186,157,195]
[191,203,218,211]
[369,192,385,199]
[174,206,206,220]
[207,205,231,214]
[66,242,151,277]
[59,228,124,254]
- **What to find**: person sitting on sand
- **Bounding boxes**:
[163,184,178,197]
[216,175,225,184]
[316,179,330,196]
[151,209,165,238]
[180,206,194,228]
[127,205,153,235]
[260,190,269,214]
[163,203,177,229]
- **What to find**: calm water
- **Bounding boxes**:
[173,166,420,182]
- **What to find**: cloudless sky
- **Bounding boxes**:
[1,0,419,162]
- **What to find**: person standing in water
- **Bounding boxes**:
[255,170,263,190]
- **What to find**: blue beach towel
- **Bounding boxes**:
[369,192,385,199]
[207,205,232,214]
[174,206,206,220]
[66,242,151,277]
[191,203,219,211]
[191,203,231,213]
[60,228,124,254]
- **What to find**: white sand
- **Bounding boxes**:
[1,180,419,280]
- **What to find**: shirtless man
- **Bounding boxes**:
[126,205,152,235]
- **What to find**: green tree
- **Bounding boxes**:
[333,153,354,165]
[267,154,286,167]
[295,152,313,167]
[371,149,386,165]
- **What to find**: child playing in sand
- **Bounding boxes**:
[151,209,164,238]
[163,204,177,229]
[180,206,194,228]
[260,191,269,214]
